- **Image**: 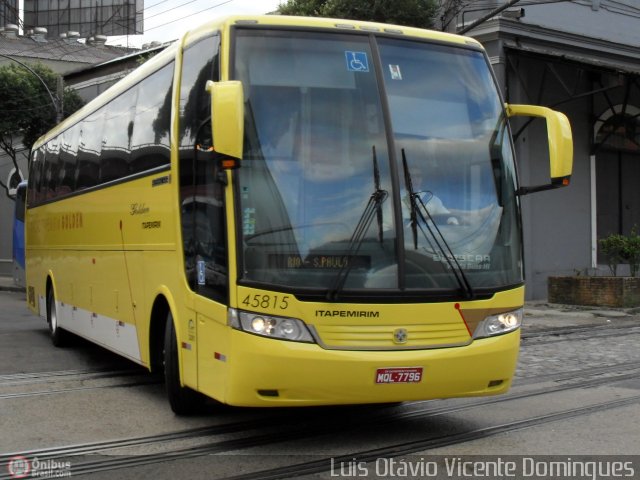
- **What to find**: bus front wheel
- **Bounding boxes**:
[164,312,205,415]
[47,286,70,347]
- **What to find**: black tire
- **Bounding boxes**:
[47,286,70,347]
[164,311,205,415]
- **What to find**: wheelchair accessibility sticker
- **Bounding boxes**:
[345,51,369,72]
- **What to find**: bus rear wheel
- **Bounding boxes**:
[47,286,70,347]
[164,312,205,415]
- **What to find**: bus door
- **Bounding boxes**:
[178,34,229,398]
[179,154,229,399]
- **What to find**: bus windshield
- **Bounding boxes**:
[234,29,522,296]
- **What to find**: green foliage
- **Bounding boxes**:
[599,228,640,277]
[277,0,438,29]
[624,228,640,277]
[136,51,158,66]
[599,234,626,276]
[0,62,84,149]
[278,0,325,16]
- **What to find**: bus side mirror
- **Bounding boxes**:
[206,80,244,165]
[506,104,573,195]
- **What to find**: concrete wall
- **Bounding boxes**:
[502,52,640,299]
[455,0,640,51]
[457,0,640,301]
[519,0,640,49]
[515,90,593,299]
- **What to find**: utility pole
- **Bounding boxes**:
[57,76,64,123]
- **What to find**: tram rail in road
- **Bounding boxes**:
[1,288,640,479]
[1,358,640,479]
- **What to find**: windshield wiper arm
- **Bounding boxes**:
[402,150,420,250]
[327,146,388,301]
[373,146,385,244]
[401,149,474,300]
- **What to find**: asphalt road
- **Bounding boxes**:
[1,289,640,480]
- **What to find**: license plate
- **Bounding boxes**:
[375,367,423,384]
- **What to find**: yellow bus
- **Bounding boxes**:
[26,15,572,414]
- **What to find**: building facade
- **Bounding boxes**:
[0,0,18,28]
[0,27,134,276]
[4,3,640,299]
[440,0,640,299]
[24,0,143,38]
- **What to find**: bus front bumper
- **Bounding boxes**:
[222,329,520,407]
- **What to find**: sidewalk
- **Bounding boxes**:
[0,275,24,293]
[522,300,637,332]
[0,275,636,329]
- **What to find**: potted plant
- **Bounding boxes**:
[600,233,627,276]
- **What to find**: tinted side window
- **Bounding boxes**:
[58,126,79,196]
[27,148,44,206]
[43,138,60,200]
[178,39,217,151]
[76,109,104,190]
[178,35,227,302]
[130,62,173,174]
[101,87,137,183]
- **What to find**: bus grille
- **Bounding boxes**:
[313,322,471,350]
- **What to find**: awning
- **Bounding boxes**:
[503,41,640,77]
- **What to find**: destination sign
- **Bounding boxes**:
[268,254,371,270]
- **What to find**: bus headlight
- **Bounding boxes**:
[473,308,523,339]
[228,308,315,343]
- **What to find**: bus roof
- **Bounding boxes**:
[33,14,482,150]
[195,14,481,49]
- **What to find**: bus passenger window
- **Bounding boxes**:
[58,127,78,196]
[29,148,44,205]
[129,63,173,174]
[101,87,136,183]
[178,34,227,302]
[44,138,60,199]
[75,158,99,190]
[75,110,104,190]
[100,158,128,184]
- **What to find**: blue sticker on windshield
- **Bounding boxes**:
[345,51,369,72]
[197,260,206,285]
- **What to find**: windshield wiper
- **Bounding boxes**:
[372,146,385,245]
[401,149,474,300]
[327,146,388,301]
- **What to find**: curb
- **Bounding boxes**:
[0,284,25,293]
[0,277,25,293]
